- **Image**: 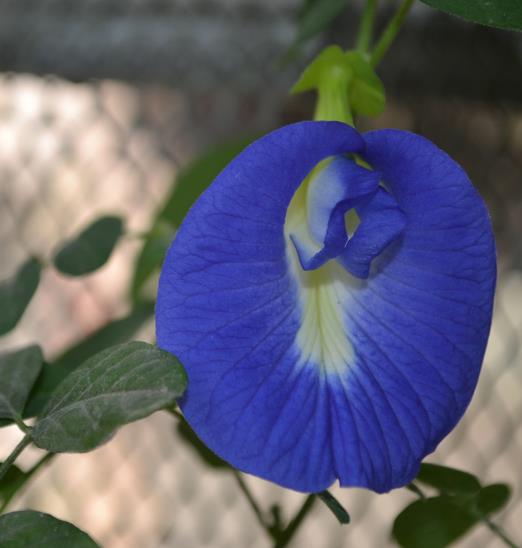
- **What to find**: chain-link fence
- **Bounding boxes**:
[1,1,521,547]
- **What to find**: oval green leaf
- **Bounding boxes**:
[392,496,477,548]
[53,216,123,276]
[420,0,522,31]
[416,463,481,495]
[0,258,41,336]
[24,302,155,418]
[0,346,43,420]
[0,510,99,547]
[476,483,511,516]
[32,341,187,452]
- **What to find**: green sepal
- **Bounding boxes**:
[291,46,385,122]
[292,46,353,94]
[345,51,385,117]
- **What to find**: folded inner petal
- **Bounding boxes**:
[288,157,381,271]
[337,187,407,278]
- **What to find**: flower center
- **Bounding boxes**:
[284,155,406,373]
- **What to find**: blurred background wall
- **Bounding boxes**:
[0,1,521,546]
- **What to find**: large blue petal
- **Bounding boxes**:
[156,123,496,493]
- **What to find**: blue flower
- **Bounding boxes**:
[156,121,496,493]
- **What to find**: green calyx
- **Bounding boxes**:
[291,45,385,126]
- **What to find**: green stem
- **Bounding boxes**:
[356,0,379,54]
[0,433,32,484]
[232,470,273,537]
[482,517,518,548]
[27,451,54,478]
[370,0,415,67]
[405,482,426,500]
[314,77,354,126]
[274,495,317,548]
[12,413,30,434]
[0,452,54,513]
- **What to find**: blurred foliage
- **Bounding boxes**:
[0,258,41,336]
[54,216,123,277]
[420,0,522,31]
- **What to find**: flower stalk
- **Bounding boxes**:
[370,0,415,67]
[0,432,32,484]
[356,0,379,54]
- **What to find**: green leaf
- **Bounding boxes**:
[54,216,123,276]
[0,346,43,420]
[420,0,522,31]
[392,496,477,548]
[24,302,154,418]
[31,341,187,452]
[0,510,99,547]
[0,465,27,512]
[345,51,385,117]
[317,490,350,524]
[295,0,348,46]
[131,139,252,301]
[416,463,481,495]
[476,483,511,516]
[176,418,229,469]
[0,258,41,336]
[130,222,174,301]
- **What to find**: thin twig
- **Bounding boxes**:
[482,517,519,548]
[232,470,271,535]
[12,413,30,434]
[405,482,426,500]
[356,0,379,54]
[370,0,415,67]
[0,452,55,513]
[274,495,317,548]
[0,433,32,484]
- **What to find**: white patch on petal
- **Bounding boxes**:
[285,160,359,376]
